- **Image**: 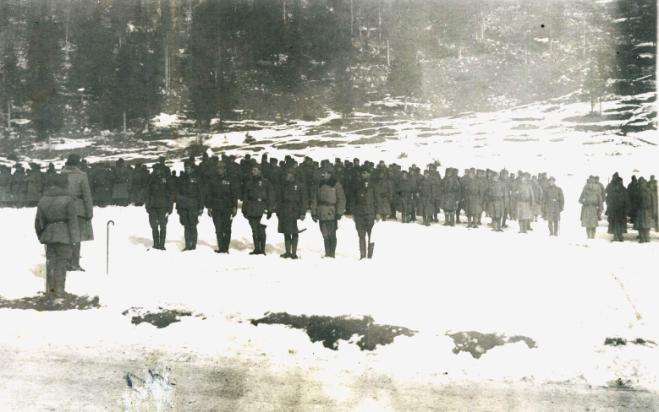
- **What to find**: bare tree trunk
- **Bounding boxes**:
[378,1,381,45]
[7,101,11,130]
[386,39,390,66]
[350,0,354,36]
[122,111,127,133]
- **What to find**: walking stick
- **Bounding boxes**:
[106,220,115,276]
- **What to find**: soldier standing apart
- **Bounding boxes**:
[311,166,346,258]
[353,169,379,259]
[177,161,204,251]
[61,154,93,271]
[145,166,173,250]
[579,176,603,239]
[542,177,564,236]
[35,174,80,298]
[243,166,275,255]
[206,162,238,253]
[276,168,307,259]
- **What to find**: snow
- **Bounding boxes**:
[151,113,184,129]
[32,138,92,151]
[2,190,659,392]
[1,91,658,404]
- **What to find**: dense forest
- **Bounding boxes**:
[0,0,655,138]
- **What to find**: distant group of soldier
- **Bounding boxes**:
[579,173,658,242]
[11,151,657,298]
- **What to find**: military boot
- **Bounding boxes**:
[290,235,299,259]
[359,237,366,259]
[249,233,259,255]
[281,236,291,258]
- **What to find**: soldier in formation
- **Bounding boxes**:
[16,150,659,272]
[145,166,173,250]
[276,167,307,259]
[242,165,275,255]
[311,165,345,258]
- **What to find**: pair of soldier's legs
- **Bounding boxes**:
[355,220,374,259]
[638,228,651,243]
[444,209,456,226]
[178,209,199,250]
[400,201,413,223]
[320,220,338,258]
[248,217,267,255]
[586,226,597,239]
[281,233,299,258]
[547,219,560,236]
[611,221,625,241]
[519,219,531,233]
[149,209,169,249]
[211,212,233,253]
[46,244,72,297]
[491,215,503,231]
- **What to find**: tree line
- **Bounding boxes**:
[0,0,655,139]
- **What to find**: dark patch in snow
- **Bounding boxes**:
[511,117,544,121]
[276,140,344,150]
[511,123,540,130]
[448,331,537,359]
[124,307,195,328]
[205,368,247,400]
[608,378,636,390]
[251,312,416,351]
[349,135,388,145]
[0,293,100,311]
[604,337,657,347]
[605,105,642,113]
[503,137,539,142]
[247,139,273,145]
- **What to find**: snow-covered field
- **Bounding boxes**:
[1,93,658,410]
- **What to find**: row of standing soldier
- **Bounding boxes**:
[9,155,564,233]
[580,174,658,242]
[27,153,658,300]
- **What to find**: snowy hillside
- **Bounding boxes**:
[1,91,658,409]
[1,200,659,409]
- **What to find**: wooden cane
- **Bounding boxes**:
[106,220,115,276]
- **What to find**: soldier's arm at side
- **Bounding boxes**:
[34,204,45,239]
[81,173,94,219]
[335,182,346,216]
[67,198,81,244]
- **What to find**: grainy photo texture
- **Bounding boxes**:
[0,0,657,410]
